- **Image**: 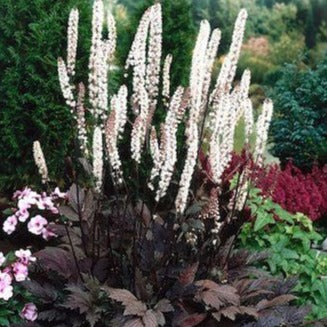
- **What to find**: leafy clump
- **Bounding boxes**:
[3,182,311,327]
[239,188,327,319]
[269,58,327,170]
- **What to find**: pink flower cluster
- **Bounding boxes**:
[3,187,66,239]
[0,249,35,301]
[0,250,38,319]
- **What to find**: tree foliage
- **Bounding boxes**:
[269,57,327,169]
[0,0,92,192]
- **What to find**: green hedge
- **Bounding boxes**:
[0,0,92,193]
[269,56,327,169]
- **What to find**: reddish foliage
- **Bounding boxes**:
[224,152,327,221]
[256,162,327,221]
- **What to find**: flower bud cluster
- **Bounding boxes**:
[33,141,49,184]
[155,87,186,201]
[254,99,274,166]
[58,57,76,111]
[175,21,211,214]
[162,54,173,106]
[76,83,88,156]
[88,0,116,123]
[131,86,150,163]
[105,85,128,183]
[67,8,79,77]
[92,127,104,192]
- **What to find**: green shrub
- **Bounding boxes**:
[269,57,327,169]
[239,188,327,319]
[0,0,92,193]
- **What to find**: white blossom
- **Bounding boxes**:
[175,20,210,214]
[67,8,79,77]
[105,85,128,183]
[76,83,88,156]
[148,127,161,190]
[58,57,76,111]
[254,98,273,166]
[162,54,173,106]
[131,86,149,163]
[92,127,104,192]
[33,141,49,184]
[155,87,185,201]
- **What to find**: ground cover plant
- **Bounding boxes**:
[1,1,326,326]
[239,188,327,320]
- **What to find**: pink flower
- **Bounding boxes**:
[13,187,33,200]
[17,199,32,211]
[20,303,38,321]
[16,208,30,223]
[15,249,36,265]
[0,253,5,267]
[37,196,59,214]
[16,189,39,210]
[0,271,13,301]
[27,215,48,235]
[3,215,18,235]
[41,227,57,241]
[52,187,67,199]
[12,262,28,282]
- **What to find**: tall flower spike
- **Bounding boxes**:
[146,4,162,110]
[162,54,173,106]
[254,98,273,166]
[200,28,221,115]
[67,8,79,77]
[58,57,76,111]
[131,86,150,163]
[88,0,105,119]
[209,95,234,184]
[33,141,49,184]
[96,43,109,123]
[210,9,247,106]
[126,4,162,128]
[76,83,88,156]
[148,127,161,190]
[105,11,117,62]
[235,168,249,211]
[156,87,185,201]
[175,21,210,214]
[125,6,152,109]
[200,188,221,232]
[243,98,254,143]
[92,127,104,192]
[105,85,128,183]
[116,85,128,137]
[235,69,251,122]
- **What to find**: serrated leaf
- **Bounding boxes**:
[59,205,79,221]
[179,262,198,286]
[155,299,173,313]
[254,212,275,232]
[142,310,157,327]
[256,294,297,311]
[177,313,207,327]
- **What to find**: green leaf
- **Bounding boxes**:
[0,317,10,327]
[254,212,275,232]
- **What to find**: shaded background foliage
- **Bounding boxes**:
[0,0,92,192]
[269,59,327,169]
